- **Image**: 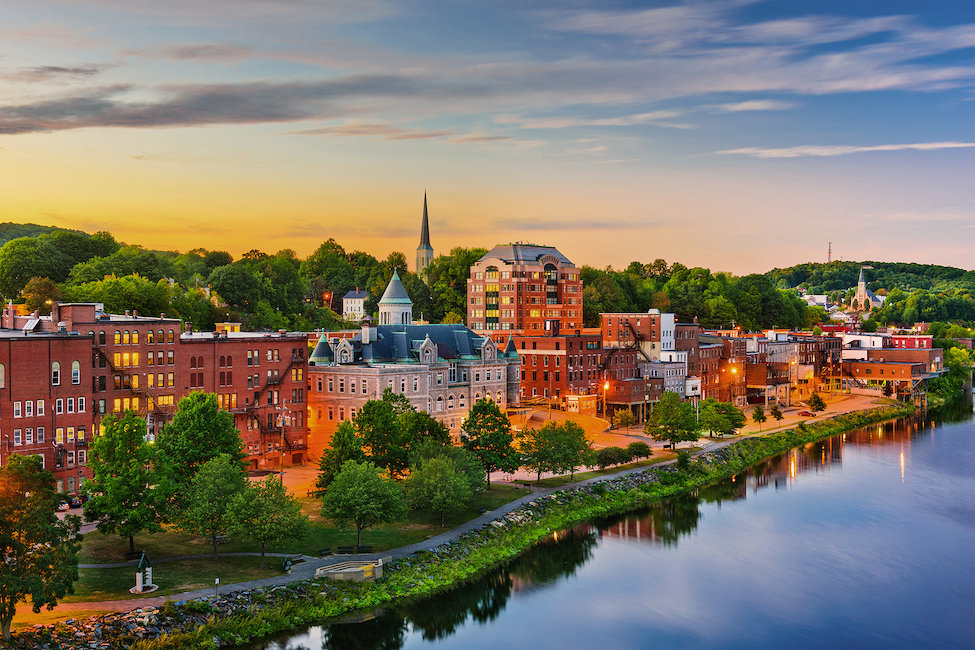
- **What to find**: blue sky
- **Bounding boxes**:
[0,0,972,272]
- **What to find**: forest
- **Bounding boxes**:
[1,223,971,332]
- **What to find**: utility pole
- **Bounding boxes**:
[828,241,832,263]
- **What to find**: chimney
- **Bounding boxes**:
[58,321,67,334]
[185,323,193,333]
[160,313,165,318]
[361,316,376,345]
[125,310,130,317]
[132,310,138,318]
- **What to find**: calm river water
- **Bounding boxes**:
[251,408,975,649]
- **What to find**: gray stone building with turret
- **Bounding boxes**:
[307,272,520,440]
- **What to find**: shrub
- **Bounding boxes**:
[627,441,652,460]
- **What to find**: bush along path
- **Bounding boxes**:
[8,401,915,650]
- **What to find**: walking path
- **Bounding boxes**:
[33,392,883,619]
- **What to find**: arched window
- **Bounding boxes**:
[219,355,226,367]
[147,330,154,344]
[167,329,175,343]
[190,357,197,369]
[98,331,106,345]
[122,330,130,345]
[132,330,139,344]
[474,392,481,401]
[226,355,232,367]
[114,331,121,344]
[71,361,81,384]
[497,391,503,402]
[436,396,444,411]
[158,329,164,342]
[447,395,455,409]
[51,361,61,385]
[459,394,466,408]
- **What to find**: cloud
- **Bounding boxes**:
[288,122,451,140]
[715,141,975,158]
[495,110,683,129]
[2,65,108,83]
[490,217,656,231]
[711,100,798,112]
[121,43,256,62]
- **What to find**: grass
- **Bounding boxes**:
[65,556,283,602]
[515,455,676,488]
[79,484,526,566]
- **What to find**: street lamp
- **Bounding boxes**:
[602,380,610,419]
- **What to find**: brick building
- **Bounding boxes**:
[0,330,93,494]
[468,244,582,335]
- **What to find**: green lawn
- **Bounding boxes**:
[65,556,282,602]
[515,455,675,488]
[80,483,526,564]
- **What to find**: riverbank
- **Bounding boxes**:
[7,400,915,649]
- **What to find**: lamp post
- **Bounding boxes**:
[602,379,610,420]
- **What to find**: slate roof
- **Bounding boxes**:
[378,269,413,305]
[343,289,368,300]
[309,336,334,363]
[479,244,574,266]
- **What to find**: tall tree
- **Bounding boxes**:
[751,405,767,430]
[461,398,520,486]
[769,404,785,423]
[177,454,249,560]
[155,392,244,510]
[0,456,82,639]
[321,460,407,547]
[354,389,448,478]
[409,440,485,496]
[405,456,472,527]
[645,391,699,448]
[83,411,164,553]
[228,475,309,569]
[807,393,827,413]
[313,420,365,497]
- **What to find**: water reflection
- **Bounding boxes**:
[248,412,966,650]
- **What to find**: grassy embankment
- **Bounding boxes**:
[65,484,524,604]
[128,400,915,650]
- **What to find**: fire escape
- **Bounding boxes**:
[231,352,307,452]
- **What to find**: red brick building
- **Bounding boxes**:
[515,333,602,403]
[180,330,309,471]
[468,244,582,335]
[0,330,93,494]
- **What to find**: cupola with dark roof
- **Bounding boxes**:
[378,269,413,325]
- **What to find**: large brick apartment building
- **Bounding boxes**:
[0,302,309,489]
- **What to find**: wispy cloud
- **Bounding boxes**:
[715,141,975,158]
[711,100,798,112]
[288,122,451,140]
[495,110,684,129]
[1,65,109,83]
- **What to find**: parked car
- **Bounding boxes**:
[798,410,816,417]
[68,496,84,508]
[57,498,71,511]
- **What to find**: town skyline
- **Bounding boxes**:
[1,1,973,273]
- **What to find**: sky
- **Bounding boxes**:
[0,0,973,274]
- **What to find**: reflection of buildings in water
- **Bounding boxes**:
[596,498,702,548]
[509,525,598,594]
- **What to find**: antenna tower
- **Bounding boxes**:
[828,242,832,263]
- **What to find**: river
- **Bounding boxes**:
[250,407,975,649]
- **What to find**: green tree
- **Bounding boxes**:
[751,405,767,429]
[409,440,485,496]
[517,426,557,484]
[20,276,61,314]
[645,391,699,449]
[312,421,365,497]
[228,475,309,569]
[595,446,627,469]
[612,409,637,430]
[548,421,593,479]
[354,389,449,478]
[0,456,83,639]
[83,411,164,553]
[627,441,652,460]
[807,393,827,413]
[177,454,249,560]
[321,460,407,547]
[461,398,520,485]
[405,456,472,527]
[155,392,245,510]
[769,404,785,422]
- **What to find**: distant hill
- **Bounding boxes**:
[766,261,975,294]
[0,222,84,246]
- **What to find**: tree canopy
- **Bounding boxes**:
[645,391,699,448]
[461,398,520,485]
[321,460,407,547]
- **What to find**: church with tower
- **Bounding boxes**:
[852,266,884,312]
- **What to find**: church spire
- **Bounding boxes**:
[419,192,431,248]
[415,192,434,278]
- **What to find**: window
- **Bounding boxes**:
[148,352,154,366]
[78,397,86,413]
[99,330,106,345]
[67,427,75,442]
[114,331,121,344]
[51,361,61,385]
[36,399,44,416]
[147,329,154,344]
[67,398,75,414]
[167,351,174,364]
[78,450,86,465]
[436,396,444,411]
[167,329,174,343]
[123,330,130,345]
[132,330,139,344]
[362,380,368,394]
[98,399,105,414]
[25,401,33,417]
[37,427,44,443]
[13,401,21,418]
[0,363,4,388]
[25,428,34,444]
[13,429,21,445]
[167,373,174,387]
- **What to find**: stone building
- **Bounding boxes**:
[307,274,521,439]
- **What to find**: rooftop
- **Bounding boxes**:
[479,243,574,266]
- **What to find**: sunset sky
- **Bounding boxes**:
[1,0,973,274]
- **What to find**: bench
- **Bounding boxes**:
[317,547,332,557]
[356,545,373,554]
[336,546,355,555]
